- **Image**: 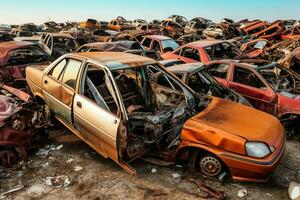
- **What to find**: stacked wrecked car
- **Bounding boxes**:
[0,16,299,186]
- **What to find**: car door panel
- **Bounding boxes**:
[229,82,276,114]
[42,76,64,117]
[60,85,74,124]
[73,94,120,162]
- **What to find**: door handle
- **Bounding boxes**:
[77,101,82,108]
[44,79,48,84]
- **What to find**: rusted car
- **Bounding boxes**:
[159,21,184,38]
[26,52,285,182]
[161,40,242,64]
[93,29,119,42]
[79,19,99,29]
[108,20,135,31]
[113,29,145,42]
[131,19,147,27]
[240,20,268,35]
[278,47,300,73]
[203,23,240,39]
[41,33,80,58]
[184,18,210,35]
[253,21,285,40]
[60,29,97,45]
[205,60,300,133]
[136,24,160,35]
[141,35,179,54]
[0,31,13,43]
[0,41,52,85]
[10,29,35,38]
[164,15,188,26]
[0,84,50,167]
[240,38,271,59]
[281,25,300,40]
[155,63,251,106]
[264,40,300,62]
[43,21,62,32]
[17,23,41,32]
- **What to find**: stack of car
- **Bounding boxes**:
[0,15,299,184]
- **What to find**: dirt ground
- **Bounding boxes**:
[0,126,299,200]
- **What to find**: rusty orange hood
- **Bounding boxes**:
[185,97,283,148]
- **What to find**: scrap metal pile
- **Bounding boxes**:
[0,15,299,187]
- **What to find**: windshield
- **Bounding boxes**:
[188,69,234,99]
[19,32,33,37]
[161,40,179,50]
[53,37,76,49]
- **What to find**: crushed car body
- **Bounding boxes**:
[0,84,50,167]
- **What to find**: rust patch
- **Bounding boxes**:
[193,99,231,123]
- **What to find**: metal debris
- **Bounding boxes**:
[188,178,225,200]
[289,182,300,200]
[44,175,71,188]
[74,166,84,171]
[0,184,24,199]
[237,189,248,198]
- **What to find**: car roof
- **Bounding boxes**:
[0,41,37,64]
[80,41,140,51]
[144,35,172,40]
[47,33,74,39]
[167,63,204,73]
[0,41,35,50]
[186,40,226,48]
[209,59,259,69]
[70,52,157,70]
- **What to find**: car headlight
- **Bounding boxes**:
[245,142,271,158]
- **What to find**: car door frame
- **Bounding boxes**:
[72,59,127,167]
[228,64,278,115]
[177,46,199,63]
[42,55,84,125]
[205,61,233,87]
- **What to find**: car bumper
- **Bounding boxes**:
[219,135,286,182]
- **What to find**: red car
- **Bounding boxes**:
[0,41,52,83]
[161,40,242,64]
[140,35,179,54]
[205,60,300,133]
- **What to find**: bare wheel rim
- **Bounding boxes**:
[199,156,222,176]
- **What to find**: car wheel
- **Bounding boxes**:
[199,155,222,177]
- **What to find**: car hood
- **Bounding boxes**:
[185,97,283,148]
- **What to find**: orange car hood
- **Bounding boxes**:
[187,97,283,147]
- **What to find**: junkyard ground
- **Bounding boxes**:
[1,125,299,200]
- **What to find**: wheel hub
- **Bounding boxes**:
[199,156,222,176]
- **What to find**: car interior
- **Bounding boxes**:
[81,63,196,160]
